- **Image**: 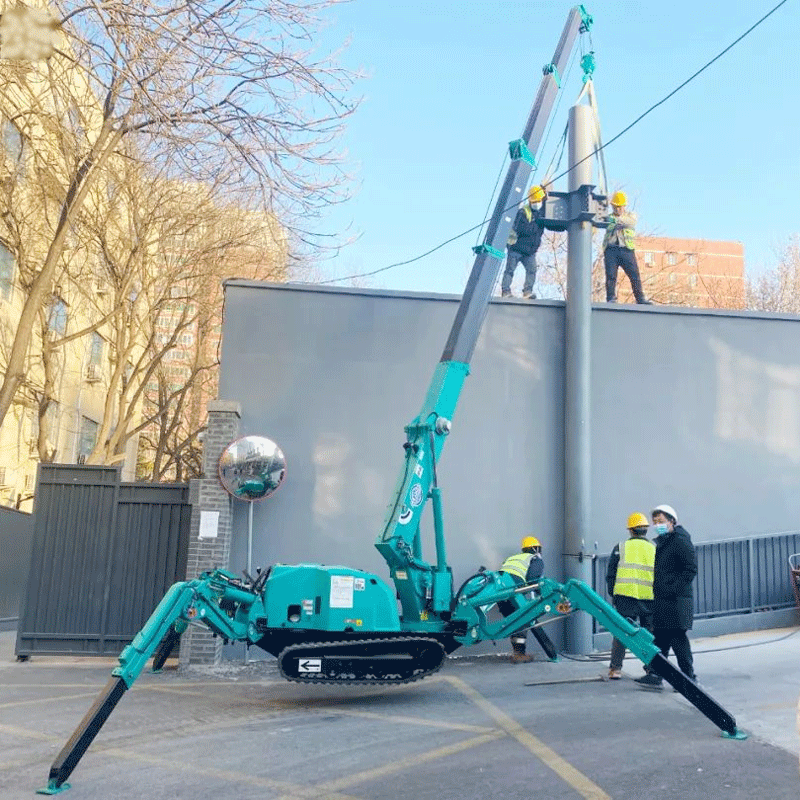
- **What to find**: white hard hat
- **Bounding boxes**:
[652,504,678,523]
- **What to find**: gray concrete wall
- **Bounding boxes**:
[218,281,800,653]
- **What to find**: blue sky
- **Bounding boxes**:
[304,1,799,295]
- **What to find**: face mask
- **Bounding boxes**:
[654,523,669,535]
[529,201,542,211]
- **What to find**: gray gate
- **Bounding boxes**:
[15,464,191,657]
[0,507,34,631]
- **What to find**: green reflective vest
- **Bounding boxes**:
[500,552,534,580]
[613,537,655,600]
[603,211,637,250]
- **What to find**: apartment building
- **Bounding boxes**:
[620,236,746,309]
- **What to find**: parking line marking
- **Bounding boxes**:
[100,747,363,800]
[315,731,505,793]
[0,691,101,710]
[0,722,59,742]
[445,676,612,800]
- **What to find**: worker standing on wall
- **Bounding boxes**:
[501,185,546,300]
[606,512,655,679]
[602,190,652,304]
[498,536,559,662]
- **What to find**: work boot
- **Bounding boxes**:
[606,296,617,303]
[636,298,653,305]
[608,668,622,680]
[512,652,534,663]
[635,673,663,689]
[501,291,513,298]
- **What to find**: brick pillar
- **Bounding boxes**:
[179,400,240,667]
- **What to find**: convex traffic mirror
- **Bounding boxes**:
[218,435,287,500]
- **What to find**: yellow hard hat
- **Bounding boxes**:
[528,185,546,203]
[611,190,627,206]
[521,536,541,549]
[626,512,648,530]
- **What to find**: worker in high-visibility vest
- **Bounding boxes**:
[602,190,652,305]
[605,512,655,679]
[498,536,558,663]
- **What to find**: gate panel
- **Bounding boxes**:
[16,465,189,657]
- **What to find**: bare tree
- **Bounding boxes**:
[0,0,360,431]
[69,155,286,474]
[746,237,800,313]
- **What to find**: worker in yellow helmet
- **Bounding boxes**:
[602,190,652,305]
[501,185,546,300]
[498,535,558,663]
[605,512,655,679]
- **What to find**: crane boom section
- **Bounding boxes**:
[375,6,593,622]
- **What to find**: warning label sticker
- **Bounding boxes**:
[298,659,322,673]
[330,575,354,608]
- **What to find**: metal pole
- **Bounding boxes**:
[247,500,254,577]
[564,103,594,654]
[245,500,254,664]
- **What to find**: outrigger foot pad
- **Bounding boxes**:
[722,728,748,740]
[36,781,70,795]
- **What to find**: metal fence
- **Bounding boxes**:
[591,531,800,632]
[0,507,34,630]
[16,464,191,657]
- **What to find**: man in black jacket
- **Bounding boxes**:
[636,504,698,688]
[501,185,545,299]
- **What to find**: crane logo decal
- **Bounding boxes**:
[409,483,424,507]
[398,506,413,525]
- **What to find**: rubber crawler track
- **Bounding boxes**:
[277,637,446,687]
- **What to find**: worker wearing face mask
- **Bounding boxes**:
[501,185,545,300]
[635,504,698,689]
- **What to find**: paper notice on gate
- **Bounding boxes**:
[198,510,219,539]
[330,575,354,608]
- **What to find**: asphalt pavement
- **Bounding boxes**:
[1,627,798,799]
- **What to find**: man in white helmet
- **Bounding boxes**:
[635,504,698,689]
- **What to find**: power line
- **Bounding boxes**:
[544,0,791,190]
[314,0,790,288]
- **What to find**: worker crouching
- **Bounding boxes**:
[498,536,558,663]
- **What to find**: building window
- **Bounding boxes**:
[48,297,68,336]
[0,241,14,301]
[688,274,698,287]
[687,253,697,266]
[668,273,677,284]
[89,332,104,366]
[78,416,98,460]
[1,117,23,165]
[643,251,654,266]
[666,252,677,266]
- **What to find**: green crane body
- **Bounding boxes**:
[39,5,745,794]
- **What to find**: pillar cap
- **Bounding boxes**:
[207,400,241,416]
